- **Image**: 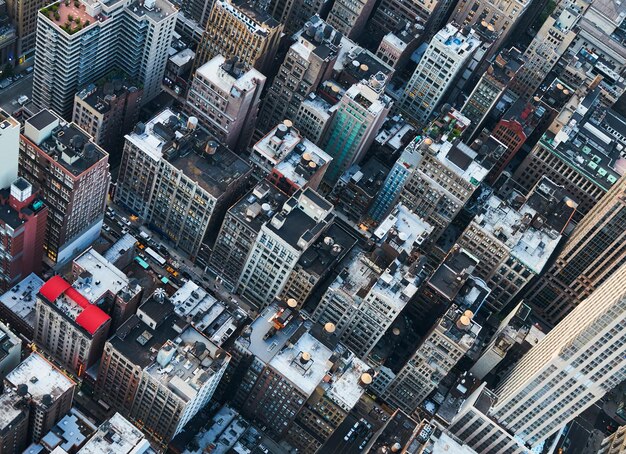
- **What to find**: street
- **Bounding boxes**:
[0,73,33,114]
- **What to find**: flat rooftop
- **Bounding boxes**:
[324,354,369,411]
[229,183,287,233]
[253,123,304,168]
[170,281,228,333]
[269,331,333,395]
[0,273,44,331]
[433,140,489,186]
[73,248,135,302]
[75,79,139,115]
[6,353,74,403]
[78,413,150,454]
[428,247,479,302]
[0,389,26,431]
[103,232,137,263]
[374,204,433,253]
[39,276,111,335]
[297,222,358,276]
[217,0,279,36]
[32,409,97,453]
[196,55,264,95]
[236,302,305,364]
[272,139,332,188]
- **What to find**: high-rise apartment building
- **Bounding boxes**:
[0,178,47,292]
[209,183,286,290]
[509,4,584,99]
[237,188,334,309]
[450,0,530,56]
[375,23,423,70]
[35,276,111,376]
[73,78,143,160]
[257,17,340,134]
[326,0,376,39]
[115,109,252,262]
[294,94,335,145]
[0,388,30,453]
[33,0,177,118]
[195,0,283,75]
[487,260,626,447]
[522,173,626,324]
[461,48,524,140]
[456,179,575,312]
[400,24,480,126]
[395,133,489,240]
[97,292,229,444]
[0,273,44,340]
[383,305,481,414]
[19,110,110,266]
[511,88,623,218]
[185,55,265,153]
[5,352,75,443]
[313,205,433,358]
[0,110,19,190]
[367,0,446,42]
[322,74,392,185]
[267,0,325,34]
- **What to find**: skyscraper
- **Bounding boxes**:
[33,0,177,118]
[400,24,480,126]
[256,17,340,134]
[321,74,392,185]
[185,55,266,153]
[19,110,110,265]
[195,0,283,75]
[523,174,626,324]
[326,0,376,39]
[489,259,626,447]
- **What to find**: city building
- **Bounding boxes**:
[163,45,195,101]
[73,77,143,161]
[33,0,178,118]
[0,273,43,339]
[330,157,390,223]
[250,121,332,193]
[461,47,525,140]
[5,0,47,60]
[456,179,576,312]
[19,110,110,266]
[266,0,325,34]
[257,17,341,134]
[400,24,481,126]
[209,183,287,290]
[279,222,357,307]
[78,413,151,454]
[0,109,19,190]
[35,276,111,376]
[115,109,252,262]
[237,188,334,309]
[486,259,626,448]
[97,292,229,443]
[511,88,623,218]
[72,247,142,331]
[395,132,490,240]
[25,408,97,453]
[312,205,433,358]
[294,94,335,145]
[375,22,423,70]
[5,353,75,443]
[195,0,283,75]
[599,425,626,454]
[509,4,584,99]
[326,0,376,39]
[450,0,530,57]
[0,178,47,292]
[321,74,392,185]
[0,2,17,69]
[367,0,448,42]
[522,171,626,324]
[185,55,266,153]
[0,321,20,379]
[383,305,481,415]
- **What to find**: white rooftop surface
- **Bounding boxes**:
[331,252,381,299]
[184,405,237,454]
[376,120,415,150]
[125,108,177,160]
[344,81,387,116]
[474,196,561,274]
[171,281,227,332]
[432,140,488,184]
[237,303,303,364]
[435,23,481,53]
[0,389,24,430]
[374,204,434,251]
[325,356,368,411]
[269,331,333,396]
[0,273,43,328]
[104,232,137,263]
[253,125,302,166]
[300,95,333,119]
[210,416,248,454]
[432,433,478,453]
[6,353,74,401]
[78,413,150,454]
[196,55,264,95]
[170,48,195,67]
[74,248,130,302]
[273,140,332,187]
[382,32,408,51]
[370,258,420,308]
[36,409,97,452]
